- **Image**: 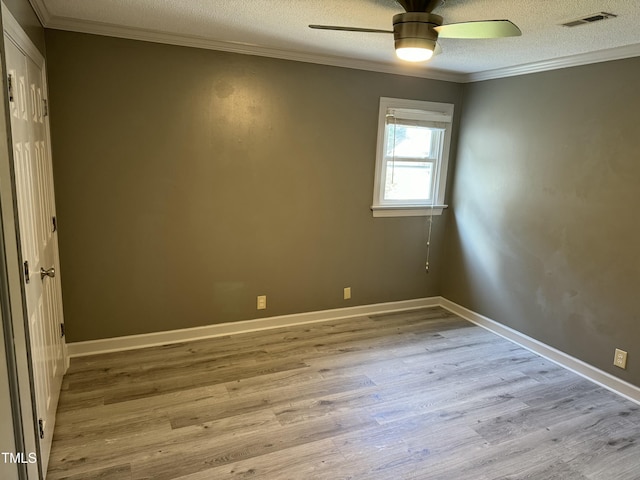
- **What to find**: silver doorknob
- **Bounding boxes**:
[40,267,55,280]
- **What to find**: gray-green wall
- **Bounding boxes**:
[443,58,640,386]
[45,30,463,342]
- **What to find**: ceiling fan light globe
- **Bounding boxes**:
[396,47,434,62]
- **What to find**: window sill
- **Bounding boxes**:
[371,205,448,217]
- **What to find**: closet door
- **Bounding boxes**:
[5,27,65,476]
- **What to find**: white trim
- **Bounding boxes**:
[371,205,447,217]
[466,43,640,83]
[67,295,640,405]
[40,18,465,83]
[372,97,453,217]
[27,0,51,26]
[2,2,45,66]
[67,297,441,357]
[439,298,640,406]
[27,8,640,84]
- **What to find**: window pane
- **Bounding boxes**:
[385,124,433,158]
[384,161,433,201]
[373,98,454,215]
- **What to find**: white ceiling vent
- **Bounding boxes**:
[561,12,617,28]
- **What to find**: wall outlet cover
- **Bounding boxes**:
[257,295,267,310]
[614,348,627,369]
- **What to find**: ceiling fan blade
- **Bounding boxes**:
[434,20,521,39]
[309,25,393,34]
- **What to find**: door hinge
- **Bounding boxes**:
[60,323,65,338]
[38,418,45,439]
[42,98,48,117]
[23,260,30,284]
[52,216,57,233]
[7,74,14,103]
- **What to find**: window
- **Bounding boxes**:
[372,98,454,217]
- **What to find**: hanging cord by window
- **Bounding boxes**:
[425,137,440,273]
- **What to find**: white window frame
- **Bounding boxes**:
[371,97,454,217]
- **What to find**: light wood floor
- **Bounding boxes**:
[48,307,640,479]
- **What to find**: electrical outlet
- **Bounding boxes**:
[614,348,627,369]
[257,295,267,310]
[343,287,351,300]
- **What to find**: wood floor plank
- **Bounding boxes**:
[170,439,346,480]
[170,374,375,429]
[55,384,229,425]
[224,367,324,398]
[52,463,133,480]
[48,409,281,480]
[334,413,487,479]
[103,359,309,404]
[130,411,377,480]
[48,307,640,479]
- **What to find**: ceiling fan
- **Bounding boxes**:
[309,0,521,62]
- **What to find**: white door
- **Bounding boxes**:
[4,29,65,476]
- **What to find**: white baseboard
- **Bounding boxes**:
[66,297,441,357]
[439,298,640,406]
[67,295,640,405]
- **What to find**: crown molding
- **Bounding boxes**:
[465,43,640,83]
[40,15,466,83]
[29,4,640,84]
[28,0,51,25]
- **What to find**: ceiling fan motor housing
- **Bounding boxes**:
[393,12,442,51]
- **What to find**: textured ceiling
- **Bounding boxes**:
[32,0,640,80]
